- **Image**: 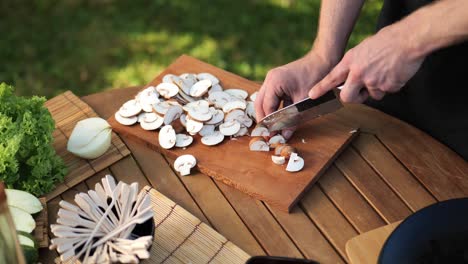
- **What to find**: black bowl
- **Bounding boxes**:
[378,198,468,264]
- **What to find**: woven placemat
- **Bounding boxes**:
[44,91,130,201]
[34,198,48,248]
[145,186,250,264]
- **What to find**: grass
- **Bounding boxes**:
[0,0,382,98]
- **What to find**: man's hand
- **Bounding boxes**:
[309,25,425,103]
[255,51,336,139]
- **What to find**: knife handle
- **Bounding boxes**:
[296,90,337,112]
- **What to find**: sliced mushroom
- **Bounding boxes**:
[153,101,178,115]
[158,125,176,149]
[183,100,210,112]
[176,88,196,103]
[163,105,183,125]
[201,131,225,146]
[237,115,253,128]
[251,125,270,137]
[156,82,179,99]
[286,153,304,172]
[188,107,212,122]
[197,72,219,85]
[174,154,197,176]
[115,112,138,126]
[137,112,147,123]
[204,108,224,125]
[190,79,212,97]
[208,83,223,95]
[180,114,187,127]
[274,144,287,156]
[222,100,246,113]
[280,145,298,159]
[180,73,198,87]
[249,91,258,102]
[175,134,193,148]
[271,155,286,165]
[208,91,232,108]
[140,103,154,113]
[245,101,256,120]
[119,100,142,117]
[140,113,164,130]
[198,124,215,137]
[233,126,249,137]
[224,109,244,122]
[224,89,248,100]
[162,74,180,84]
[249,137,270,151]
[269,135,286,145]
[219,120,241,136]
[185,117,204,134]
[138,86,159,106]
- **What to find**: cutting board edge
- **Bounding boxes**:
[286,128,360,212]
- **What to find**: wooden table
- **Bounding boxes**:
[39,56,468,264]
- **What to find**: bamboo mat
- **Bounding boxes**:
[144,186,250,264]
[44,91,130,201]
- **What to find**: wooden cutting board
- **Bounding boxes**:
[108,55,358,212]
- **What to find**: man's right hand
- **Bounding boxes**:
[254,50,337,139]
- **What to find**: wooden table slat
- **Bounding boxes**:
[335,148,412,223]
[352,133,437,211]
[319,166,386,233]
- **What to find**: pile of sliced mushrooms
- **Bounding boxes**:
[115,72,304,175]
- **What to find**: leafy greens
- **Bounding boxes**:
[0,83,66,196]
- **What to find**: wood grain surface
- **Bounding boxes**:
[107,57,358,212]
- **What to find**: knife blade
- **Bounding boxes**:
[258,88,343,132]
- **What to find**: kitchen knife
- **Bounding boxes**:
[258,86,343,132]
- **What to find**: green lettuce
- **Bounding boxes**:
[0,83,67,196]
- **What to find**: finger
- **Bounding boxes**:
[254,85,267,121]
[367,88,385,100]
[340,74,368,103]
[309,63,349,99]
[262,87,282,118]
[281,127,296,140]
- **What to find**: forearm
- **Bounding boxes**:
[312,0,365,64]
[397,0,468,59]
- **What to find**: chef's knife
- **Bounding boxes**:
[258,86,343,132]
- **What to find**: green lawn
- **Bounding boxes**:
[0,0,382,98]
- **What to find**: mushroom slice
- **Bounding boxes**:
[201,131,225,146]
[185,117,204,134]
[162,74,180,84]
[271,155,286,165]
[208,84,223,95]
[249,91,258,102]
[159,125,176,149]
[208,91,232,108]
[115,112,138,126]
[197,72,219,85]
[224,109,244,122]
[219,120,241,136]
[245,101,256,120]
[140,114,164,130]
[274,144,287,156]
[180,73,198,87]
[183,100,210,112]
[233,126,249,137]
[237,115,253,128]
[138,86,159,105]
[163,105,183,125]
[224,89,248,100]
[140,103,154,113]
[137,112,147,123]
[205,108,224,125]
[222,100,246,113]
[188,107,212,122]
[249,137,270,151]
[174,154,197,176]
[280,145,298,159]
[156,82,179,99]
[180,114,187,127]
[198,124,215,137]
[177,88,196,103]
[119,99,142,117]
[286,153,304,172]
[175,134,193,148]
[251,125,270,137]
[190,79,212,97]
[269,135,286,145]
[153,101,178,115]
